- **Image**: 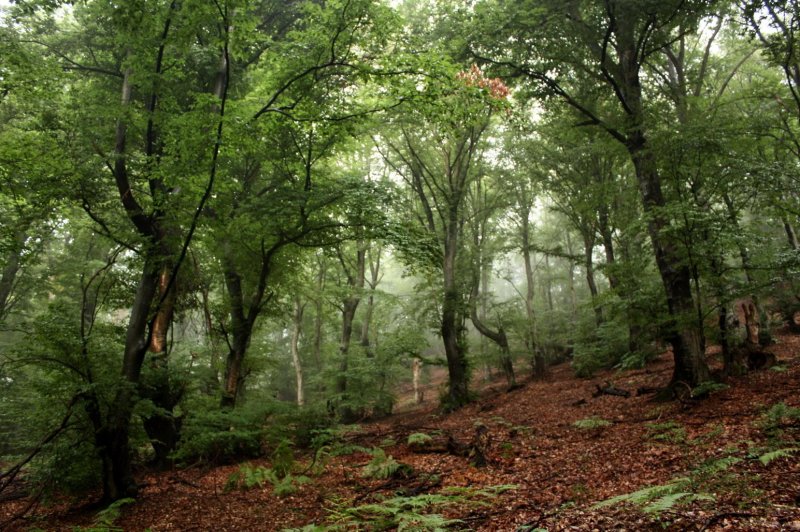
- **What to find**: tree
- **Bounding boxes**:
[475,0,716,389]
[381,63,509,409]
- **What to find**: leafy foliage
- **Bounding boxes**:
[758,447,800,466]
[225,463,309,497]
[361,448,412,480]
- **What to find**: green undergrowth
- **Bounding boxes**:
[283,484,517,531]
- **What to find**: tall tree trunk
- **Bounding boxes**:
[521,218,545,378]
[140,260,183,469]
[220,262,253,408]
[360,246,381,356]
[616,14,710,388]
[336,243,366,422]
[312,256,326,371]
[442,216,470,410]
[0,227,26,321]
[103,252,161,500]
[629,143,710,387]
[582,230,603,327]
[290,297,305,406]
[563,233,575,316]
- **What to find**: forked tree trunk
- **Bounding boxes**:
[469,261,515,389]
[141,262,183,469]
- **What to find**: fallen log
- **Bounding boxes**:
[592,381,631,398]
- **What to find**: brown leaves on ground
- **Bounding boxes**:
[4,333,800,531]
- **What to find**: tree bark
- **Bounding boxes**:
[469,260,515,388]
[290,297,305,406]
[312,255,326,371]
[521,217,545,378]
[582,230,603,327]
[618,11,709,388]
[335,243,366,422]
[784,217,799,251]
[442,211,470,410]
[412,358,423,404]
[0,228,26,322]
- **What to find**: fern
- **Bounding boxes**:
[592,477,690,510]
[362,448,411,479]
[74,498,135,532]
[408,432,433,446]
[643,492,714,514]
[319,484,517,531]
[758,447,800,465]
[225,463,309,497]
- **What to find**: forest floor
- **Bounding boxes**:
[4,332,800,531]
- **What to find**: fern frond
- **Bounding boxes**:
[759,447,800,465]
[643,492,714,514]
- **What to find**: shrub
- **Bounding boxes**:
[171,400,267,464]
[571,320,629,378]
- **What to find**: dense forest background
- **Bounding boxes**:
[2,0,800,526]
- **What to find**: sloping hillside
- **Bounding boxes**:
[4,334,800,531]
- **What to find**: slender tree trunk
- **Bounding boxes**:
[0,228,26,321]
[521,218,545,378]
[784,216,799,250]
[220,259,254,408]
[563,233,575,316]
[140,260,183,469]
[313,256,326,371]
[103,252,161,500]
[412,358,423,404]
[582,230,602,327]
[360,246,381,356]
[290,297,305,406]
[599,213,642,353]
